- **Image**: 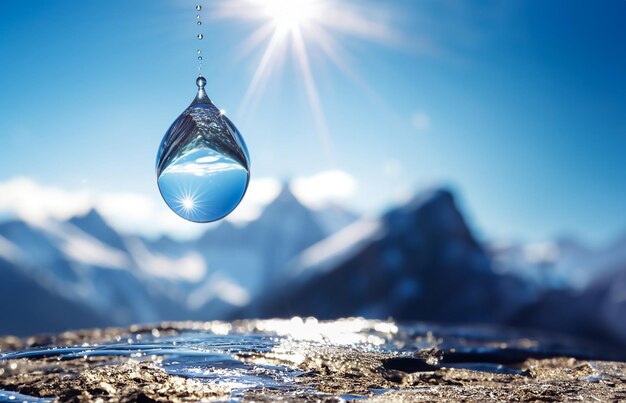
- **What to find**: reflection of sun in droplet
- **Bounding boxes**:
[173,188,199,219]
[181,196,195,211]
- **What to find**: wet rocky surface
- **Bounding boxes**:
[0,319,625,402]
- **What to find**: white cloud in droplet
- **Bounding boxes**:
[411,110,430,131]
[291,170,358,209]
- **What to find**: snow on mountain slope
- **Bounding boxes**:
[187,274,250,310]
[0,234,22,264]
[125,237,206,282]
[54,224,130,270]
[0,213,180,327]
[246,188,535,323]
[291,218,384,279]
[68,209,128,251]
[0,185,358,335]
[490,233,626,289]
[310,203,359,237]
[0,258,113,336]
[0,220,84,286]
[148,184,354,296]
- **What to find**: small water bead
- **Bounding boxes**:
[197,34,203,40]
[198,56,203,61]
[196,5,202,10]
[156,75,250,222]
[197,21,202,25]
[196,14,200,19]
[197,49,202,54]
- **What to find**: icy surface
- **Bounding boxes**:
[1,319,625,402]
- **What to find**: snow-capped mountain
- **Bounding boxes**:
[236,188,626,349]
[0,216,191,332]
[244,189,537,323]
[509,259,626,351]
[142,185,357,296]
[0,184,356,336]
[490,233,626,289]
[2,183,625,350]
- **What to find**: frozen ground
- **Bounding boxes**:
[1,318,625,402]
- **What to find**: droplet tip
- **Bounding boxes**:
[196,75,207,88]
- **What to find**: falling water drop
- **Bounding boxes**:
[198,56,203,61]
[197,49,202,54]
[196,5,202,10]
[196,14,201,19]
[197,34,203,40]
[156,76,250,222]
[197,21,202,25]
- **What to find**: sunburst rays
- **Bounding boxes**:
[211,0,401,161]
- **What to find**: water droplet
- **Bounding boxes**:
[198,56,203,61]
[196,5,202,11]
[197,49,202,54]
[197,34,203,40]
[196,14,201,19]
[197,21,202,25]
[156,76,250,222]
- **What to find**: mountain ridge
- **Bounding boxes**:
[1,185,626,352]
[0,184,357,335]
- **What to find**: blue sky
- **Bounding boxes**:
[0,0,625,244]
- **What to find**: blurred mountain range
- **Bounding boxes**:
[0,186,356,335]
[1,185,625,351]
[490,235,626,289]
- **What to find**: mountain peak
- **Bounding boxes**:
[68,208,127,251]
[403,187,455,213]
[274,183,300,204]
[383,187,471,238]
[71,208,106,226]
[257,183,309,219]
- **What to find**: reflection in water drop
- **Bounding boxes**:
[156,76,250,223]
[157,149,248,222]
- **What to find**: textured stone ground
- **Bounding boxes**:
[1,320,625,402]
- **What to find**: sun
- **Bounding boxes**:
[212,0,400,160]
[262,0,320,31]
[181,196,195,212]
